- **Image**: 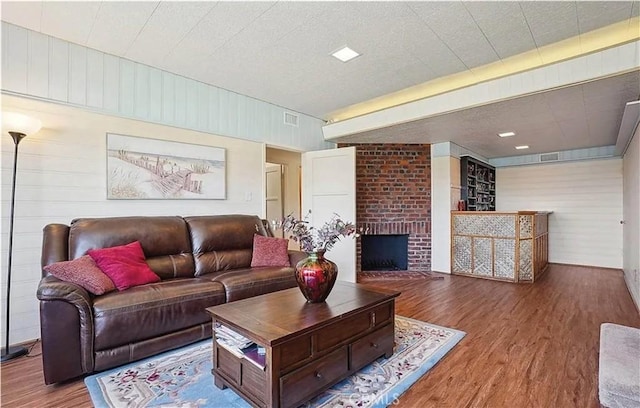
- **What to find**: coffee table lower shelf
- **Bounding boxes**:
[210,296,396,408]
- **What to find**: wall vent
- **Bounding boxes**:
[283,112,299,127]
[539,152,559,162]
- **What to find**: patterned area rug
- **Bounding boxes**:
[359,271,445,281]
[85,316,465,408]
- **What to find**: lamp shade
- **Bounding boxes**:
[2,112,42,136]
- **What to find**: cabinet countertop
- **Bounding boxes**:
[451,210,553,215]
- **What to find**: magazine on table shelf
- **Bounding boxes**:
[240,343,267,369]
[214,322,266,370]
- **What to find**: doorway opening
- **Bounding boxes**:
[265,147,301,243]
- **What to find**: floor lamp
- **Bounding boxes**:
[1,112,42,362]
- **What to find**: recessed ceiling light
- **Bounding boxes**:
[498,131,516,137]
[515,145,529,150]
[331,46,360,62]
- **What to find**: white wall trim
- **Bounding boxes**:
[490,146,617,167]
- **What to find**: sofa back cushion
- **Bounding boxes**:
[185,215,268,276]
[68,216,194,280]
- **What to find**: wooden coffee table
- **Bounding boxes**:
[205,281,400,408]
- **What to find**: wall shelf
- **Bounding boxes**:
[460,156,496,211]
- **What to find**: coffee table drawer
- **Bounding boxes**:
[315,312,371,352]
[280,346,348,407]
[279,334,312,371]
[372,302,393,327]
[351,323,394,371]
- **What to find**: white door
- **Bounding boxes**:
[265,163,284,237]
[302,147,357,283]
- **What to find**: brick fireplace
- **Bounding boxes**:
[339,144,432,272]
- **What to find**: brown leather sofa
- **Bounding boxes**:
[36,214,304,384]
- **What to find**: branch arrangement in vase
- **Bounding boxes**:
[275,211,356,253]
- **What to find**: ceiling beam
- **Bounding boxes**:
[323,41,640,141]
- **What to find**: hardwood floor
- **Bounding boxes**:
[2,264,638,407]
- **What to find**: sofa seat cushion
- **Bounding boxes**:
[93,278,225,351]
[210,267,297,302]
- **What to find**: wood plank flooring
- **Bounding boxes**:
[1,264,638,407]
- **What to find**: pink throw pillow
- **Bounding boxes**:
[251,234,290,267]
[88,241,160,291]
[44,255,116,295]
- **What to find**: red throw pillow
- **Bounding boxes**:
[44,255,116,295]
[251,234,290,267]
[88,241,160,291]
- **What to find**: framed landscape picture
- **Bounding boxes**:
[106,133,226,199]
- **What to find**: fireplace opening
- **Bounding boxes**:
[361,234,409,271]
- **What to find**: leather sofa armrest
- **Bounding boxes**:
[37,275,95,384]
[37,275,92,305]
[288,250,308,267]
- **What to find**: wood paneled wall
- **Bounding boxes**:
[0,20,334,346]
[1,95,266,345]
[1,22,331,152]
[496,159,623,268]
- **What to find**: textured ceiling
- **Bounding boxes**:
[1,1,639,157]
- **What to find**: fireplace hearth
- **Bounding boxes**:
[361,234,409,271]
[362,258,401,270]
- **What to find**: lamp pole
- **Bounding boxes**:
[2,131,28,362]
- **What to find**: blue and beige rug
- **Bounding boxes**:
[85,316,465,408]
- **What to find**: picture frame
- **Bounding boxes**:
[106,133,226,200]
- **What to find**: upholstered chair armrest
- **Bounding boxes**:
[288,250,308,266]
[37,275,95,384]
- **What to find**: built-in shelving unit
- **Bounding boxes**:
[461,156,496,211]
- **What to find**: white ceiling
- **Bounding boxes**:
[335,71,640,157]
[1,1,639,158]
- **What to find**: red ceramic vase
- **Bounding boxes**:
[294,251,337,303]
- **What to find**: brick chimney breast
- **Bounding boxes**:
[339,143,432,272]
